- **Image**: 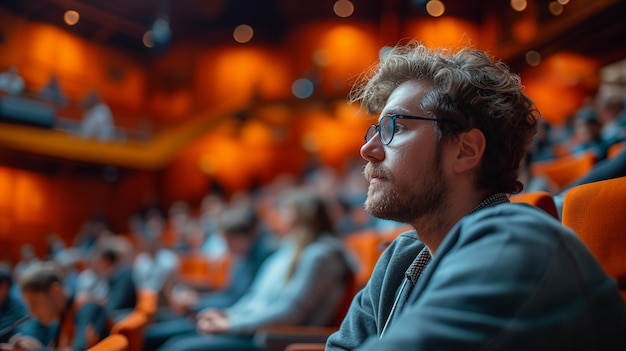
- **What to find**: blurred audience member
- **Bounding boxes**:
[12,262,109,351]
[72,215,109,257]
[157,189,352,351]
[168,201,198,253]
[51,250,80,297]
[0,65,25,96]
[598,95,626,145]
[38,74,68,106]
[132,232,179,303]
[129,205,166,245]
[0,264,27,344]
[79,91,116,141]
[44,233,66,261]
[143,203,276,351]
[571,107,609,160]
[75,244,137,321]
[198,193,228,259]
[529,120,556,163]
[13,245,39,280]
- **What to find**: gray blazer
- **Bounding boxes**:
[327,203,626,350]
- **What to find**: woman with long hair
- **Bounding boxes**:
[158,188,352,351]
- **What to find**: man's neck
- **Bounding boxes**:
[412,189,492,255]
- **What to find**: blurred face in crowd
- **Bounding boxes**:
[93,254,114,278]
[361,80,451,224]
[224,232,254,257]
[21,283,64,326]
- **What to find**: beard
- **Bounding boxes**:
[363,145,449,224]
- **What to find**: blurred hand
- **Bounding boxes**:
[196,309,229,335]
[7,335,43,351]
[171,289,199,315]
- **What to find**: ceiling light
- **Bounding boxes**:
[510,0,527,12]
[426,0,445,17]
[233,24,254,43]
[549,2,564,15]
[334,0,354,18]
[64,10,80,26]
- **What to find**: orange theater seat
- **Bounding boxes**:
[530,152,596,190]
[178,252,231,290]
[510,191,559,219]
[110,311,148,351]
[256,270,357,351]
[343,230,381,289]
[285,343,326,351]
[86,334,129,351]
[561,176,626,302]
[135,288,159,322]
[607,140,626,159]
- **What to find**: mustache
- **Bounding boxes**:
[363,163,391,181]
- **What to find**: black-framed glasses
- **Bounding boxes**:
[365,114,449,145]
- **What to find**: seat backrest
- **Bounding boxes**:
[135,288,159,322]
[530,152,596,190]
[561,176,626,301]
[86,334,129,351]
[510,191,559,219]
[343,230,380,289]
[110,311,148,351]
[607,140,626,159]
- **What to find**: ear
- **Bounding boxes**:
[451,128,485,174]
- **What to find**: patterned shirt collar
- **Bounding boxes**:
[404,192,509,284]
[468,192,509,215]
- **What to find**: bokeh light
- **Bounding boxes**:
[334,0,355,18]
[510,0,527,12]
[549,2,564,16]
[526,50,542,67]
[233,24,254,43]
[292,79,314,99]
[143,31,154,48]
[64,10,80,26]
[426,0,445,17]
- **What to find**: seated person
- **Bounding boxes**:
[38,74,68,106]
[0,264,28,344]
[599,95,626,145]
[571,107,609,160]
[79,91,116,141]
[325,42,626,350]
[143,203,276,351]
[157,189,352,351]
[0,66,25,96]
[76,244,137,321]
[8,262,109,351]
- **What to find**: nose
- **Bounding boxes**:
[360,136,384,162]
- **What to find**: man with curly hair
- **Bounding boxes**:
[326,42,626,350]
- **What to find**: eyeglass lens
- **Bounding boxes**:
[365,115,395,145]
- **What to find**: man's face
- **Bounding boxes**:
[21,286,63,326]
[361,79,450,224]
